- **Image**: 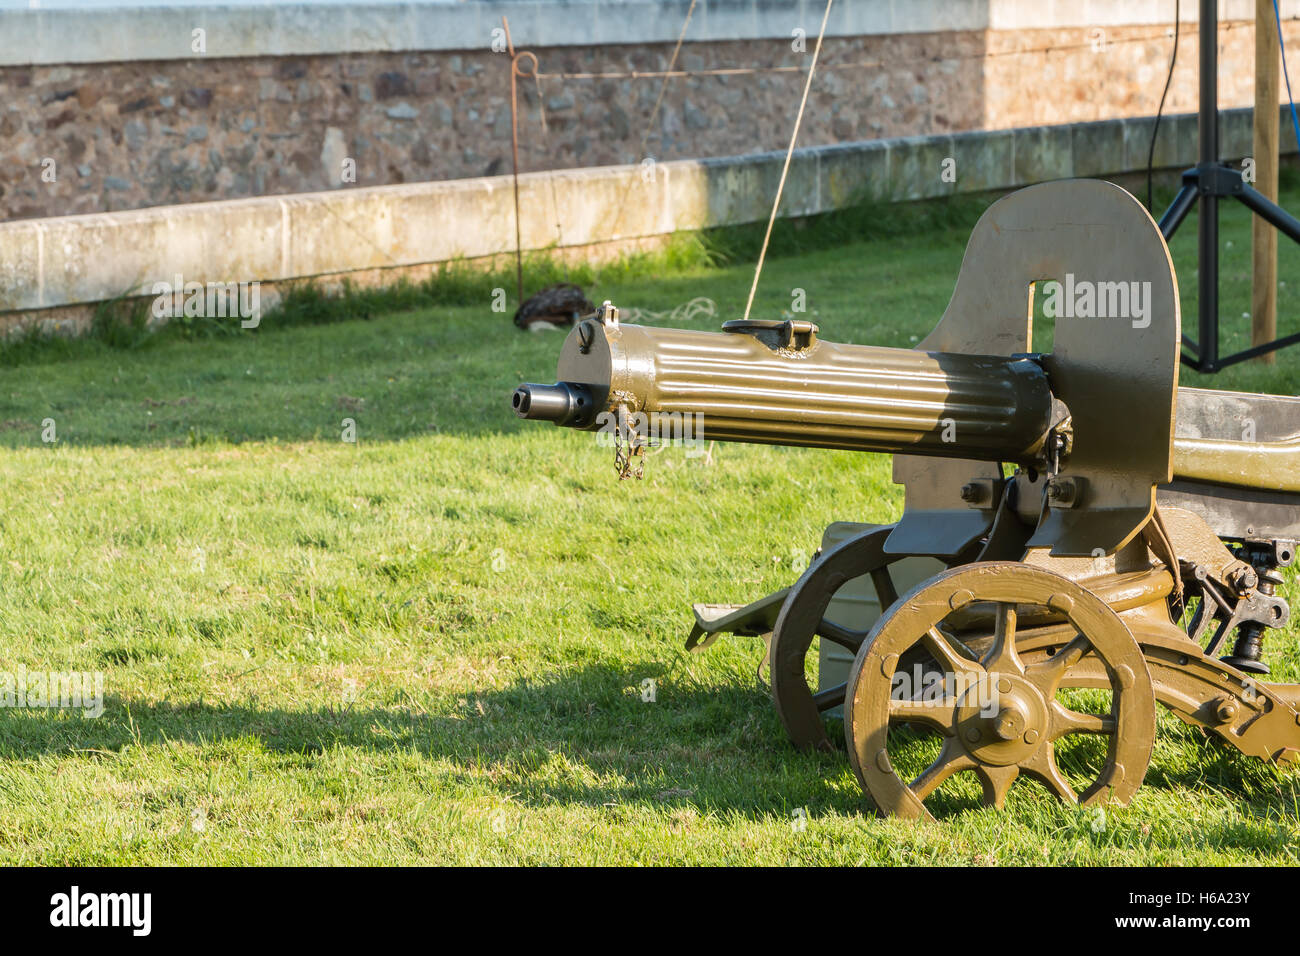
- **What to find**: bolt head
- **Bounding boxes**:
[993,709,1023,741]
[1047,592,1075,614]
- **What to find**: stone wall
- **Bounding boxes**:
[1,108,1279,327]
[3,2,1300,223]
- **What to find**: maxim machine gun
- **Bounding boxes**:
[512,180,1300,820]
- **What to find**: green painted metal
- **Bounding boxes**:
[517,318,1057,465]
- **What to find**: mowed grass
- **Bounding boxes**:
[0,185,1298,865]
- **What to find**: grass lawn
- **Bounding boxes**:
[0,184,1297,865]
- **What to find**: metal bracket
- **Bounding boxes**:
[721,318,819,351]
[1045,476,1086,509]
[1188,162,1247,199]
[892,180,1179,559]
[599,300,620,330]
[959,477,1002,509]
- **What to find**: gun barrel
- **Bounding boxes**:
[511,382,596,427]
[516,320,1058,465]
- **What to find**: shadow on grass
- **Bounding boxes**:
[3,176,1300,449]
[0,267,756,450]
[0,663,1293,829]
[0,198,1002,451]
[0,666,857,818]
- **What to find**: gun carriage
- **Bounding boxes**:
[513,180,1300,820]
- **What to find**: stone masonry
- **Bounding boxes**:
[0,18,1297,222]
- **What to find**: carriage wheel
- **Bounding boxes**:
[845,563,1157,820]
[770,526,911,753]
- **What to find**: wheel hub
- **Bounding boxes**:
[954,673,1047,767]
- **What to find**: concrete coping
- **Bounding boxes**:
[0,106,1286,320]
[1,0,1295,68]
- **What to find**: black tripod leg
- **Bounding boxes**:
[1158,182,1199,240]
[1236,184,1300,244]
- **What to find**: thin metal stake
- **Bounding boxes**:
[504,16,524,307]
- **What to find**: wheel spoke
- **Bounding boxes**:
[842,561,1157,820]
[889,694,959,733]
[1049,700,1116,740]
[920,626,982,678]
[975,764,1019,809]
[1022,742,1079,804]
[909,738,975,801]
[815,619,869,651]
[811,682,846,713]
[871,565,900,610]
[981,603,1022,675]
[1025,633,1091,696]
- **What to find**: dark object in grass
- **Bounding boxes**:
[513,283,594,332]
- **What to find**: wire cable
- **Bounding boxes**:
[1147,0,1181,212]
[605,0,698,241]
[1274,0,1300,154]
[743,0,833,321]
[536,23,1268,82]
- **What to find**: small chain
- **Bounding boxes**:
[613,409,647,480]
